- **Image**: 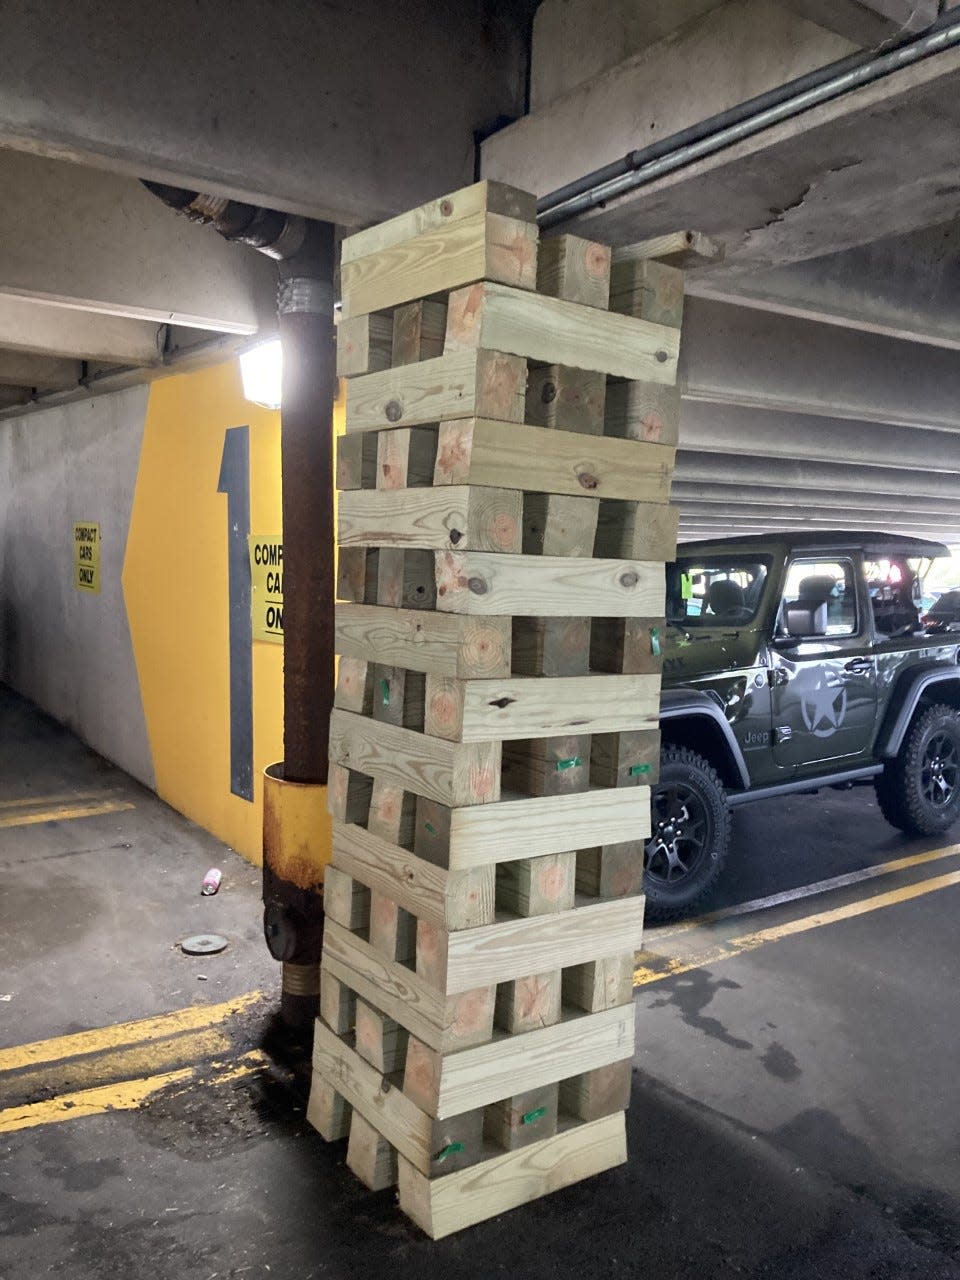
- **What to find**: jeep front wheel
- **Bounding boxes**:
[875,702,960,837]
[644,745,732,922]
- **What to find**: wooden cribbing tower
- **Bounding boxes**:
[307,180,683,1237]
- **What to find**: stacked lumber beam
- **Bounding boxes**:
[309,180,682,1238]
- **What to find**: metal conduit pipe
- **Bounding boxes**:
[144,182,336,1032]
[537,9,960,228]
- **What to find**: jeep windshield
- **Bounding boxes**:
[666,555,771,629]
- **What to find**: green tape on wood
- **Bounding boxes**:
[650,626,661,656]
[433,1142,465,1163]
[521,1106,547,1125]
[424,821,437,836]
[629,763,652,776]
[380,678,391,706]
[555,757,582,772]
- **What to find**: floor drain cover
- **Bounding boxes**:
[180,933,228,955]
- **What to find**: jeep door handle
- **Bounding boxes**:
[844,658,872,674]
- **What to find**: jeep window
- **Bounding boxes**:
[666,556,770,628]
[863,556,924,635]
[777,559,858,638]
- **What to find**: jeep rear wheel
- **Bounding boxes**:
[644,746,732,922]
[875,702,960,837]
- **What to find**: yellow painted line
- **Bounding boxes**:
[647,842,960,941]
[0,990,265,1072]
[0,789,119,811]
[0,800,134,830]
[0,1051,270,1135]
[634,868,960,986]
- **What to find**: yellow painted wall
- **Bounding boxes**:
[122,360,284,863]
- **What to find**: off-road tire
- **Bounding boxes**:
[644,745,732,922]
[874,702,960,837]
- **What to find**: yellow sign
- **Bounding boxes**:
[249,535,283,643]
[74,522,100,594]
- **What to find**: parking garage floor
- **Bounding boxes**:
[3,683,960,1279]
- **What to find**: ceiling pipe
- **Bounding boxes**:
[145,181,335,1034]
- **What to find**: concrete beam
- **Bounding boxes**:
[688,220,960,350]
[0,387,31,410]
[678,400,960,473]
[678,518,960,541]
[781,0,938,47]
[0,296,164,364]
[0,352,81,390]
[672,481,960,515]
[675,451,960,501]
[681,298,960,430]
[674,500,956,529]
[0,0,530,225]
[0,151,277,333]
[484,16,960,271]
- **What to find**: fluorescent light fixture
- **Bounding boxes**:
[239,337,283,410]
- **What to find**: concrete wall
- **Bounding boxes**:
[0,361,295,863]
[0,385,155,787]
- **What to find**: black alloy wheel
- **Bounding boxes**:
[875,703,960,837]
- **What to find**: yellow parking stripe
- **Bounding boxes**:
[0,1052,269,1135]
[0,790,120,810]
[0,990,264,1072]
[634,868,960,985]
[0,800,134,829]
[647,841,960,941]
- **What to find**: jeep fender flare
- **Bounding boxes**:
[876,662,960,758]
[659,688,751,790]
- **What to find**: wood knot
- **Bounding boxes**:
[488,696,516,709]
[540,380,557,404]
[619,571,639,588]
[577,470,599,491]
[449,528,463,545]
[384,399,403,422]
[467,577,488,595]
[655,350,669,364]
[440,198,454,217]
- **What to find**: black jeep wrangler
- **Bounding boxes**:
[647,532,960,920]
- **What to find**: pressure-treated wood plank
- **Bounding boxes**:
[433,419,674,503]
[418,896,645,995]
[338,486,522,555]
[332,823,495,930]
[327,764,373,825]
[496,852,576,917]
[400,1004,635,1116]
[341,210,538,318]
[346,349,527,433]
[609,257,684,329]
[306,1071,352,1141]
[509,617,588,677]
[375,426,437,490]
[336,432,378,491]
[525,365,606,435]
[319,970,356,1036]
[485,1083,560,1152]
[414,786,650,869]
[369,890,417,965]
[347,1110,398,1190]
[575,842,646,900]
[355,997,409,1075]
[321,921,495,1052]
[336,604,512,680]
[392,299,447,367]
[337,312,394,378]
[562,953,637,1013]
[604,380,681,446]
[370,663,425,730]
[594,500,679,562]
[336,546,379,604]
[501,735,592,798]
[334,655,373,715]
[590,730,660,788]
[323,865,371,931]
[537,235,611,309]
[435,551,665,618]
[375,548,436,610]
[366,778,416,847]
[523,493,599,558]
[559,1061,632,1123]
[444,281,679,384]
[494,971,563,1035]
[340,180,538,265]
[329,709,501,807]
[614,230,723,268]
[590,616,665,675]
[397,1113,627,1239]
[424,673,660,743]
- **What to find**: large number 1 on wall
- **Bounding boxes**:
[217,426,254,801]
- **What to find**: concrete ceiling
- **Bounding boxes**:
[0,0,958,544]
